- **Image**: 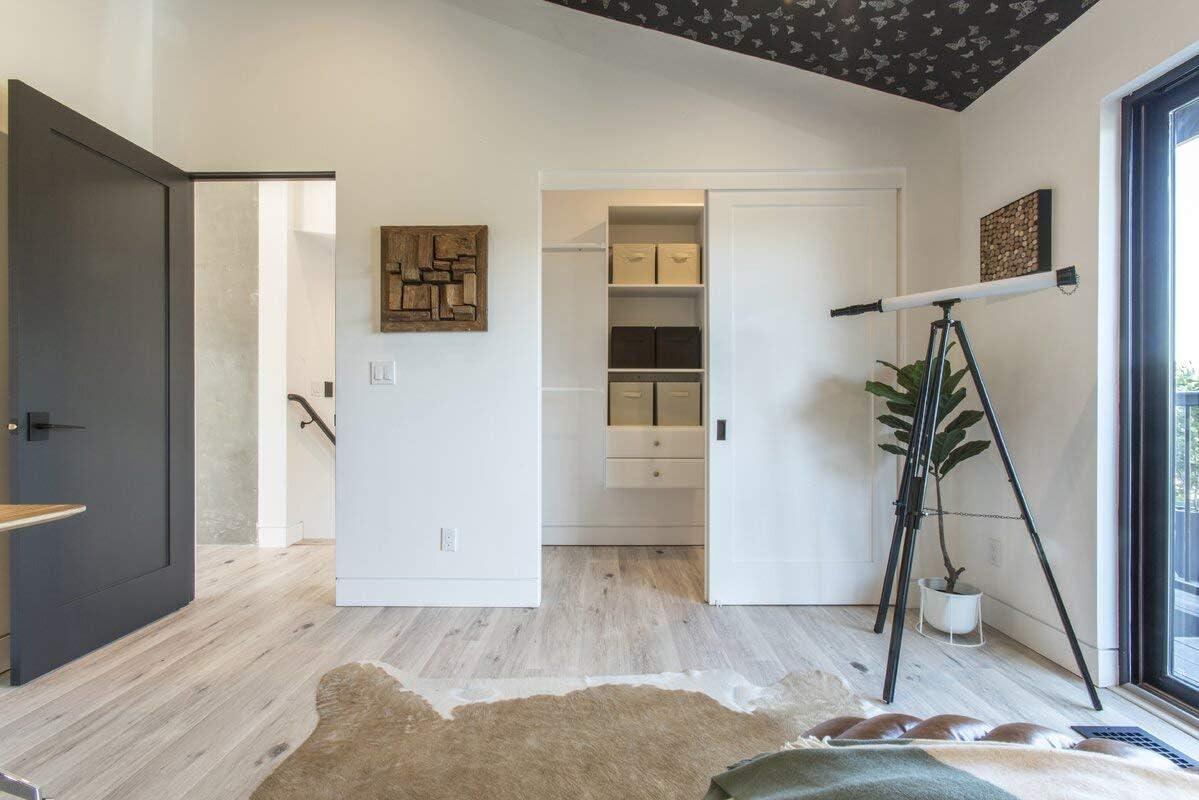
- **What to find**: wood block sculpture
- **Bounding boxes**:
[381,225,487,332]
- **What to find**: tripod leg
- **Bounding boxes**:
[953,321,1103,711]
[884,522,920,702]
[882,316,952,703]
[875,323,943,633]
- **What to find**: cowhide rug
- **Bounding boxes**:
[252,663,873,800]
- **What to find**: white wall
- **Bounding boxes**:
[0,0,155,146]
[286,181,336,540]
[946,0,1199,685]
[151,0,959,607]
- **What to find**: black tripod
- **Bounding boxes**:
[873,300,1102,711]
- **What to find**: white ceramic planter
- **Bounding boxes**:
[918,578,981,635]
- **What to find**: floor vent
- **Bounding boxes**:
[1071,725,1198,769]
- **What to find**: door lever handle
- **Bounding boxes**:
[27,412,86,441]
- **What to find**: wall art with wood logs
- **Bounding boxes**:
[979,190,1051,283]
[381,225,487,332]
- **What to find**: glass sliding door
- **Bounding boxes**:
[1126,57,1199,710]
[1174,98,1199,690]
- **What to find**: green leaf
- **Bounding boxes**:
[887,401,916,417]
[896,364,923,392]
[864,381,910,404]
[943,366,968,397]
[944,409,984,433]
[876,360,900,373]
[931,428,966,466]
[937,388,966,423]
[940,440,991,476]
[877,414,911,432]
[895,430,910,444]
[878,443,907,456]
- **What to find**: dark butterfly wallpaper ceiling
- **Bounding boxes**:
[543,0,1102,110]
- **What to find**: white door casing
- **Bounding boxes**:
[707,190,899,604]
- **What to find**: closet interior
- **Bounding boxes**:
[541,190,707,546]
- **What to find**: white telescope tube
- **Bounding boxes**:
[830,266,1077,317]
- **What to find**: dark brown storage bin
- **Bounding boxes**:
[610,326,656,368]
[655,327,701,369]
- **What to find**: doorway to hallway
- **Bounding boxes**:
[193,178,336,549]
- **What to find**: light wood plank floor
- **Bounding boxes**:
[1,544,1196,799]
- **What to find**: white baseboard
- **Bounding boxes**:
[336,576,539,607]
[982,593,1118,687]
[542,525,703,545]
[258,522,303,548]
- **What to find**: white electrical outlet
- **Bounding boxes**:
[987,537,1002,567]
[441,527,459,552]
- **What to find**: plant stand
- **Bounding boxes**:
[916,591,985,648]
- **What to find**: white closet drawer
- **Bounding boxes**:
[605,458,705,489]
[606,426,704,459]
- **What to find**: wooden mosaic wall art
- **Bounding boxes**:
[381,225,487,332]
[979,190,1051,283]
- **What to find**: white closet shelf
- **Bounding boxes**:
[608,204,704,226]
[608,283,704,298]
[607,368,704,374]
[543,243,607,252]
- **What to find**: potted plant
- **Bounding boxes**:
[865,345,991,635]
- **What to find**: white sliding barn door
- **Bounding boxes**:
[707,190,898,605]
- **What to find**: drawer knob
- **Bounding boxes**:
[653,440,661,447]
[653,470,661,477]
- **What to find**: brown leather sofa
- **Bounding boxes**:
[805,713,1178,769]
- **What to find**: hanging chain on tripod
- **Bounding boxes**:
[892,500,1025,521]
[920,508,1025,521]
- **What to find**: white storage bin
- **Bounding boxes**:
[605,458,705,489]
[656,382,701,426]
[607,426,704,458]
[609,382,653,426]
[657,243,701,284]
[611,244,657,284]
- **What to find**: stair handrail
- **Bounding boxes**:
[287,393,336,445]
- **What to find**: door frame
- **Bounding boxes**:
[189,171,338,551]
[538,169,907,602]
[1120,54,1199,711]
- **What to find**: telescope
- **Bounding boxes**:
[829,262,1100,712]
[830,266,1077,317]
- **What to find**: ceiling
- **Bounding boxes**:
[543,0,1101,111]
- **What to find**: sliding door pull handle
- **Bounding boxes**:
[716,419,727,441]
[33,423,86,431]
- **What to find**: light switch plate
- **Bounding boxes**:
[370,360,396,385]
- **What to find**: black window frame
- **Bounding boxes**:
[1122,54,1199,712]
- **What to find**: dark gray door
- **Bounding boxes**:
[7,81,193,684]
